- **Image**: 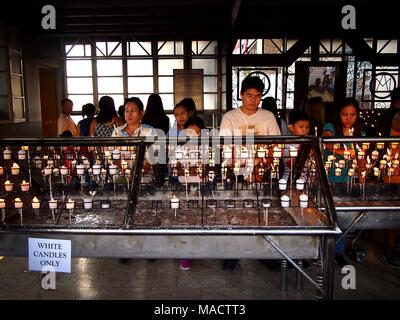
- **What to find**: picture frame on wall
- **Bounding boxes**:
[294,61,347,110]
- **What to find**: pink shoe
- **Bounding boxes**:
[180,259,191,270]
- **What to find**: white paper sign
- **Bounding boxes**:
[28,238,71,273]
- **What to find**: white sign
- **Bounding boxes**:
[28,238,71,273]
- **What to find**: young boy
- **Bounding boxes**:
[288,109,311,136]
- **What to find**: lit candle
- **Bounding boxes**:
[314,126,318,136]
[66,199,75,209]
[240,147,249,159]
[371,150,379,160]
[278,144,285,150]
[121,160,128,170]
[376,142,385,150]
[21,180,30,192]
[3,149,12,160]
[11,163,20,175]
[325,161,332,169]
[0,166,3,175]
[335,166,342,176]
[14,198,23,209]
[18,149,26,160]
[296,178,305,190]
[373,167,380,177]
[362,142,370,150]
[278,178,287,190]
[391,142,399,149]
[0,198,5,209]
[365,156,372,169]
[379,159,387,169]
[32,197,40,209]
[333,143,341,150]
[273,147,282,158]
[4,180,13,192]
[357,150,365,160]
[170,194,180,209]
[43,166,52,175]
[338,160,346,168]
[257,147,266,158]
[60,166,69,175]
[223,147,232,159]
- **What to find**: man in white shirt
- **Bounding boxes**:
[220,76,281,136]
[57,98,77,136]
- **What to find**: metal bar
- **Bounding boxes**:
[336,211,367,244]
[0,227,340,236]
[124,141,146,226]
[263,235,325,295]
[324,206,400,212]
[321,137,400,143]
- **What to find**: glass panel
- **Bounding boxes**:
[97,60,123,76]
[192,58,217,75]
[287,75,295,92]
[159,94,174,110]
[192,41,217,55]
[158,59,184,75]
[222,93,226,111]
[158,76,174,92]
[128,42,152,55]
[158,41,184,55]
[0,73,7,95]
[127,77,153,93]
[286,92,294,109]
[0,48,5,70]
[13,97,24,119]
[97,77,123,93]
[377,40,398,54]
[67,77,93,94]
[96,42,107,56]
[263,39,283,54]
[68,95,94,112]
[11,75,22,96]
[10,52,21,74]
[0,97,9,120]
[204,76,217,93]
[108,42,122,56]
[66,44,86,57]
[127,59,153,75]
[66,60,92,76]
[70,115,82,125]
[204,93,216,110]
[286,39,298,51]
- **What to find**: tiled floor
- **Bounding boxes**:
[0,237,399,300]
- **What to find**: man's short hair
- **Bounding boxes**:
[61,98,72,106]
[240,76,264,94]
[288,110,310,125]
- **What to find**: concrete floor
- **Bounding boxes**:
[0,237,399,300]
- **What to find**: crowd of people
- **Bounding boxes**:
[57,77,400,271]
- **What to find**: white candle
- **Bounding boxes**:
[333,144,340,150]
[362,143,370,150]
[60,166,69,175]
[262,199,271,208]
[0,198,5,209]
[11,163,20,175]
[66,199,75,209]
[43,166,52,175]
[376,142,385,150]
[18,149,26,160]
[76,164,85,175]
[170,195,180,209]
[289,147,298,157]
[223,147,232,159]
[109,164,118,175]
[273,147,282,158]
[49,199,58,209]
[357,151,365,160]
[278,178,287,190]
[391,142,399,149]
[338,160,346,168]
[296,178,305,190]
[257,147,266,158]
[21,180,30,192]
[379,159,387,169]
[299,194,309,208]
[92,164,101,175]
[4,180,13,192]
[32,197,40,209]
[335,167,342,176]
[112,149,121,160]
[83,197,93,209]
[14,198,23,209]
[280,195,290,207]
[3,149,12,160]
[343,150,351,160]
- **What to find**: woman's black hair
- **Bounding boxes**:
[175,97,197,116]
[124,97,144,111]
[82,103,96,118]
[142,94,169,133]
[96,96,117,124]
